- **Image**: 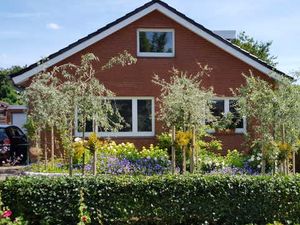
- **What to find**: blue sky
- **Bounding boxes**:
[1,0,299,76]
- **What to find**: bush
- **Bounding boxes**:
[1,175,300,225]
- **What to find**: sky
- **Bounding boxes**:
[0,0,299,76]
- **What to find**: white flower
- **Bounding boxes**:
[74,137,82,142]
[256,156,261,160]
[257,165,261,168]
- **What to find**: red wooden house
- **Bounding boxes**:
[11,0,289,151]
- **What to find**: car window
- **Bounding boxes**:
[11,127,24,137]
[0,128,8,140]
[6,127,24,138]
[15,127,25,137]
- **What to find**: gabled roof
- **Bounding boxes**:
[11,0,290,84]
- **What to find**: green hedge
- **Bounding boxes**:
[1,175,300,225]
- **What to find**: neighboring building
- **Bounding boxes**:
[0,102,27,131]
[10,0,289,150]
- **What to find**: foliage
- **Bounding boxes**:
[28,141,170,176]
[23,51,136,174]
[156,133,172,151]
[197,139,222,152]
[98,156,170,176]
[197,139,249,174]
[97,142,170,175]
[213,112,236,131]
[234,73,300,172]
[0,66,24,105]
[1,175,300,225]
[27,159,70,173]
[232,31,277,66]
[209,166,253,175]
[225,149,245,168]
[77,189,91,225]
[152,64,214,131]
[73,141,90,165]
[0,192,27,225]
[175,131,192,147]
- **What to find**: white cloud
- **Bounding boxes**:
[46,23,62,30]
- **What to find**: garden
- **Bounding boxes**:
[0,52,300,224]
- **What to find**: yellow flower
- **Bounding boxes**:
[175,131,192,147]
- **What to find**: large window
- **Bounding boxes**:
[76,97,154,137]
[211,98,246,133]
[137,29,175,57]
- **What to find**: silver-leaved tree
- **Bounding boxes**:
[235,72,300,174]
[24,51,137,175]
[153,64,215,173]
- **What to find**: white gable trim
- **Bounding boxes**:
[13,2,281,84]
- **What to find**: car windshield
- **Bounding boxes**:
[0,128,8,140]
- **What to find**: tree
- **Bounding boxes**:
[0,66,24,105]
[234,73,300,174]
[23,71,63,169]
[153,64,214,131]
[24,51,136,176]
[232,31,278,66]
[153,64,215,173]
[60,51,136,175]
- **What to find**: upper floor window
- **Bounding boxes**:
[137,29,175,57]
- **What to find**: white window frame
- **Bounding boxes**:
[75,97,155,137]
[137,28,175,57]
[209,97,246,134]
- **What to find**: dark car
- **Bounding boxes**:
[0,125,28,165]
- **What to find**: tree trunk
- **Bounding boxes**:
[171,126,176,174]
[182,146,186,174]
[44,129,48,170]
[51,126,55,166]
[69,155,73,176]
[92,119,97,176]
[261,147,266,174]
[81,117,86,176]
[69,128,73,176]
[190,126,195,173]
[293,151,296,175]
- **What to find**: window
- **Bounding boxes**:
[76,97,154,137]
[137,29,175,57]
[211,98,246,133]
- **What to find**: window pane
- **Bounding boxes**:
[138,100,152,132]
[139,31,173,53]
[115,100,132,132]
[99,100,133,132]
[211,100,225,118]
[77,117,93,133]
[229,100,243,129]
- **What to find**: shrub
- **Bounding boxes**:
[156,133,172,151]
[1,175,300,225]
[224,149,246,168]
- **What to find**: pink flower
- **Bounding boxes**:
[2,210,12,218]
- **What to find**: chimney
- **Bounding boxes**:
[213,30,236,41]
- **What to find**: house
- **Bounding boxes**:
[10,0,289,151]
[0,102,27,131]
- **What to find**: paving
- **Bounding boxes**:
[0,166,26,180]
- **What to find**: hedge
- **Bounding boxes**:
[1,175,300,225]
